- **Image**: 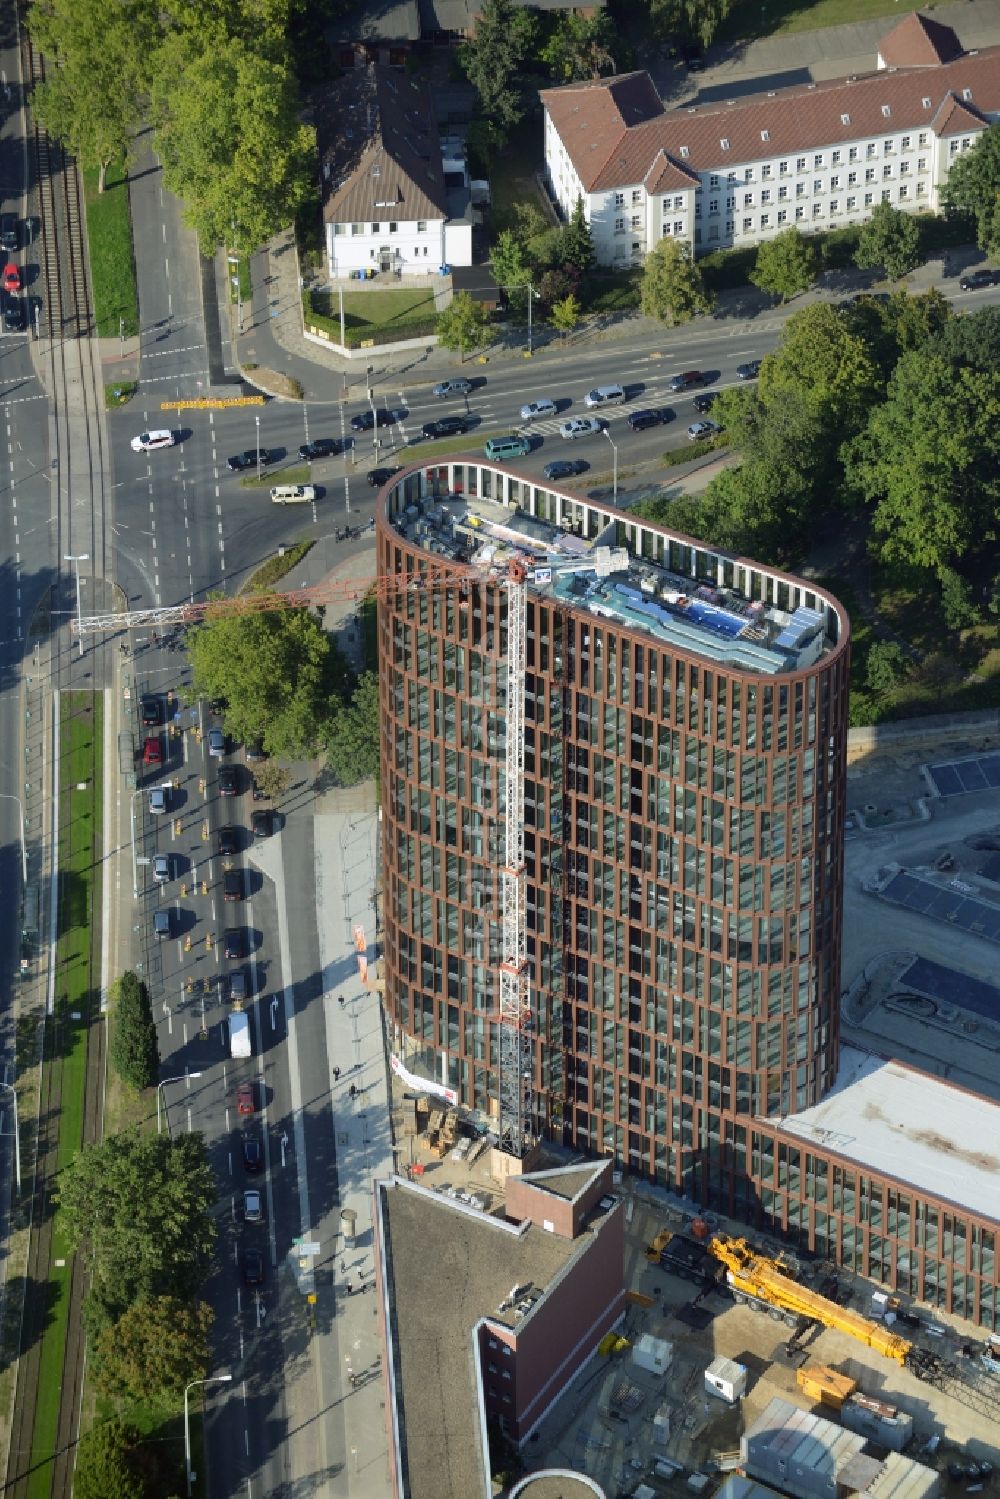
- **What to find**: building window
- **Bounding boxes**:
[917,156,927,172]
[916,181,927,197]
[389,221,398,232]
[918,131,929,146]
[883,164,892,179]
[813,202,823,217]
[813,153,823,168]
[371,222,379,233]
[708,224,719,241]
[744,192,754,207]
[720,138,730,151]
[727,171,736,184]
[632,189,642,204]
[761,188,771,204]
[417,220,427,232]
[694,202,702,217]
[745,167,754,182]
[795,204,804,220]
[865,168,876,183]
[777,209,787,223]
[661,222,671,236]
[840,114,850,127]
[848,171,858,186]
[881,189,891,201]
[709,174,719,189]
[725,219,733,235]
[351,222,364,235]
[949,139,960,156]
[760,213,770,227]
[830,175,840,190]
[778,185,788,200]
[813,179,822,194]
[832,150,841,165]
[898,184,909,199]
[830,199,839,214]
[674,195,685,209]
[762,164,772,179]
[333,223,345,236]
[670,220,680,233]
[881,105,891,118]
[708,198,718,214]
[631,213,642,228]
[726,195,734,209]
[867,143,877,159]
[962,136,972,150]
[901,135,911,149]
[796,156,806,172]
[631,241,641,255]
[864,192,873,205]
[761,129,770,142]
[796,182,805,198]
[846,195,856,210]
[615,217,625,232]
[883,138,894,153]
[849,146,859,162]
[900,159,910,175]
[743,216,753,231]
[962,88,972,101]
[614,191,624,206]
[679,145,689,157]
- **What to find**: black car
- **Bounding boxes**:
[218,765,238,797]
[959,267,1000,291]
[223,869,244,901]
[250,775,267,802]
[367,466,400,487]
[224,928,244,960]
[140,695,162,726]
[736,359,762,380]
[229,967,248,1002]
[669,370,706,392]
[693,391,718,414]
[421,416,467,440]
[627,408,663,431]
[252,809,273,839]
[242,1137,263,1173]
[542,459,588,481]
[217,825,238,857]
[298,437,347,460]
[350,408,396,432]
[227,448,276,471]
[4,298,25,334]
[0,214,18,254]
[242,1247,265,1286]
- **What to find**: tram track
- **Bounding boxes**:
[4,19,113,1499]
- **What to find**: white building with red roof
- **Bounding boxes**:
[541,12,999,267]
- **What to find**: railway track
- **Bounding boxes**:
[4,21,112,1499]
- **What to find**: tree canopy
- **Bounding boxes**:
[73,1421,148,1499]
[187,606,338,759]
[58,1130,216,1327]
[436,292,492,360]
[94,1296,213,1407]
[459,0,539,139]
[944,124,1000,255]
[750,228,817,302]
[759,302,879,436]
[108,970,159,1091]
[540,10,617,81]
[640,238,712,325]
[854,201,921,281]
[325,671,380,786]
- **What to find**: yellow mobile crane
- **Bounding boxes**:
[708,1236,944,1381]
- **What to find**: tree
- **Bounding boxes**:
[750,228,817,302]
[73,1420,146,1499]
[865,641,908,699]
[560,196,595,276]
[186,607,336,759]
[491,230,532,297]
[94,1297,212,1407]
[459,0,539,137]
[550,293,581,343]
[854,201,921,281]
[944,123,1000,256]
[250,760,291,800]
[541,11,616,82]
[436,291,492,361]
[648,0,738,50]
[325,671,380,786]
[58,1131,216,1326]
[108,971,158,1091]
[149,32,314,253]
[937,564,978,629]
[640,238,712,325]
[29,0,158,191]
[844,351,1000,571]
[761,303,880,437]
[927,301,1000,374]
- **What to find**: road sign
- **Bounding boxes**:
[293,1239,321,1256]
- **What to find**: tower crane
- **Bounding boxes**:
[76,543,629,1159]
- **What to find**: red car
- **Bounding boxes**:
[236,1081,254,1115]
[2,264,21,293]
[142,735,162,767]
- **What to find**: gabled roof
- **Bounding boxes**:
[932,91,989,135]
[544,48,1000,191]
[644,149,701,194]
[333,0,420,43]
[317,65,447,225]
[878,10,962,68]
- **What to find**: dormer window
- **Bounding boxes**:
[922,97,932,108]
[679,145,689,158]
[841,113,851,125]
[720,138,730,150]
[962,87,973,100]
[881,105,891,118]
[761,130,769,142]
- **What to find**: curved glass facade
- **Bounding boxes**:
[376,460,850,1204]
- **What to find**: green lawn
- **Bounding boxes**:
[487,118,546,237]
[27,692,103,1499]
[84,159,139,339]
[304,285,439,348]
[720,0,951,41]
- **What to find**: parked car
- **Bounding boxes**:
[148,784,169,815]
[229,968,248,1003]
[224,927,244,959]
[693,391,718,414]
[242,1247,265,1286]
[2,263,21,293]
[252,808,273,839]
[519,398,557,421]
[227,448,276,471]
[208,727,225,757]
[559,417,603,440]
[243,1188,263,1223]
[542,458,588,481]
[959,267,1000,291]
[142,735,163,767]
[669,370,706,392]
[0,214,18,254]
[153,853,171,884]
[217,825,238,857]
[4,298,25,334]
[237,1080,255,1115]
[242,1137,263,1173]
[421,416,468,440]
[432,378,473,398]
[140,695,162,726]
[154,909,172,940]
[687,420,721,441]
[298,437,346,460]
[223,869,243,901]
[736,359,762,380]
[218,766,238,797]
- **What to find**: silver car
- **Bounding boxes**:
[153,853,171,883]
[559,417,602,440]
[243,1189,263,1223]
[432,378,473,399]
[208,727,225,757]
[519,398,557,421]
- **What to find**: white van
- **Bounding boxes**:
[585,384,625,409]
[131,429,176,452]
[270,484,316,504]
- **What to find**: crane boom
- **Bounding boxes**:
[709,1236,913,1365]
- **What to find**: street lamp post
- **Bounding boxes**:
[158,1070,202,1137]
[130,788,143,900]
[185,1374,232,1497]
[602,428,618,502]
[367,365,378,463]
[0,1081,21,1194]
[64,553,89,658]
[527,280,537,356]
[255,415,261,480]
[0,792,27,886]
